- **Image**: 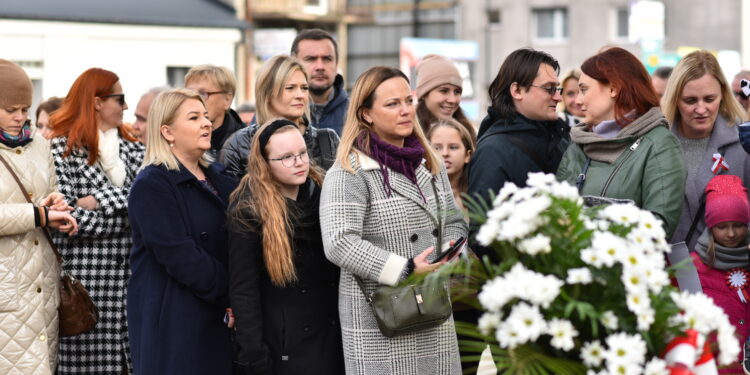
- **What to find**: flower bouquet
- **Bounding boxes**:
[443,173,739,375]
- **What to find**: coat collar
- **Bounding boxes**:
[169,161,237,207]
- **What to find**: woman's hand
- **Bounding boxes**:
[41,192,73,212]
[76,195,99,210]
[413,241,462,275]
[48,210,79,236]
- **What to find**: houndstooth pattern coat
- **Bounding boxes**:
[50,135,144,374]
[320,151,467,375]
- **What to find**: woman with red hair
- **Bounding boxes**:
[49,68,144,374]
[556,47,686,237]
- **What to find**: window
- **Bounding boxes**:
[488,8,501,26]
[615,7,629,39]
[532,8,568,42]
[167,67,191,88]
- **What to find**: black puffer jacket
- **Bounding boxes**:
[210,108,245,159]
[219,124,339,179]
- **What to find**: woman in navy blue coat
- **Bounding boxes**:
[127,88,238,374]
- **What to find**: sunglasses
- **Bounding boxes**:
[104,93,126,106]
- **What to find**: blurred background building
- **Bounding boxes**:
[2,0,748,123]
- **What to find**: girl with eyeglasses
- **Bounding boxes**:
[556,47,685,237]
[48,68,144,374]
[227,119,344,374]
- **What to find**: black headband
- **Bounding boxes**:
[258,119,297,156]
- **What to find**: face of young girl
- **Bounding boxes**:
[711,221,749,248]
[429,125,470,178]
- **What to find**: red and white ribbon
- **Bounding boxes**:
[711,153,729,174]
[725,268,750,303]
[663,330,720,375]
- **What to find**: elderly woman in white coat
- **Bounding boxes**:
[320,66,467,374]
[0,59,78,374]
[661,50,750,250]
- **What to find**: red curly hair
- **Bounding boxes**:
[49,68,135,165]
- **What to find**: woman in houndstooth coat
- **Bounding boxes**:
[320,66,467,374]
[48,68,144,374]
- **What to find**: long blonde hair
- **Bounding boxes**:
[141,88,212,170]
[229,120,324,286]
[255,55,310,126]
[336,66,441,174]
[661,50,747,127]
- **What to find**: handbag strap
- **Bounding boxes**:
[685,193,706,246]
[576,157,592,193]
[353,176,444,302]
[0,152,64,264]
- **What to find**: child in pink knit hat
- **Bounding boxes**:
[691,174,750,374]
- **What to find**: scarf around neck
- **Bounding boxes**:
[0,122,33,148]
[695,228,750,270]
[357,132,426,199]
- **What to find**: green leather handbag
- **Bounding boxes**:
[355,276,453,338]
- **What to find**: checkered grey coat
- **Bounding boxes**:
[320,151,466,374]
[50,135,144,374]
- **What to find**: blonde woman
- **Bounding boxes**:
[220,55,339,178]
[661,50,750,249]
[320,66,467,374]
[127,88,238,374]
[228,118,343,374]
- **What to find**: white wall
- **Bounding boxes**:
[0,19,242,123]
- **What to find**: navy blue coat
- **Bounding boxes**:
[127,162,238,375]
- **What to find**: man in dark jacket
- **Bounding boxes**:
[291,28,348,135]
[467,48,569,261]
[469,48,569,206]
[185,64,245,158]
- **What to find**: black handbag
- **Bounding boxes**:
[353,179,453,337]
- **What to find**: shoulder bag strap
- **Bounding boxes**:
[576,157,592,193]
[685,193,706,246]
[503,134,552,173]
[0,153,63,264]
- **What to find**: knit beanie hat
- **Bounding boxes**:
[0,59,32,108]
[704,174,750,228]
[415,55,462,99]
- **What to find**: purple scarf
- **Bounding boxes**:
[358,132,426,201]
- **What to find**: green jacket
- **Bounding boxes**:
[556,108,686,237]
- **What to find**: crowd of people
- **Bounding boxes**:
[4,26,750,375]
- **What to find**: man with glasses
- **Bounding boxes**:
[468,47,570,244]
[184,64,244,157]
[732,70,750,110]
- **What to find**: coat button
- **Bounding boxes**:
[303,325,310,332]
[432,229,438,237]
[36,287,42,293]
[301,289,307,294]
[15,149,21,154]
[410,234,418,242]
[116,255,125,265]
[34,240,39,246]
[39,334,46,342]
[200,232,208,241]
[27,192,33,199]
[330,319,336,326]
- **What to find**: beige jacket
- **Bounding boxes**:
[0,130,61,375]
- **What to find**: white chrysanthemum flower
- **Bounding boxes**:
[526,273,564,308]
[581,249,605,268]
[498,216,544,242]
[547,318,578,351]
[495,182,519,205]
[636,308,655,331]
[618,246,647,270]
[642,358,669,375]
[517,233,552,255]
[588,231,627,267]
[586,371,608,375]
[526,172,556,189]
[643,263,670,294]
[477,276,513,312]
[717,321,740,365]
[600,311,618,330]
[477,312,501,336]
[621,267,648,295]
[505,303,547,343]
[626,291,651,314]
[487,202,515,222]
[514,195,552,222]
[566,267,592,284]
[550,180,581,201]
[626,228,654,251]
[496,320,524,349]
[580,340,605,367]
[476,218,501,246]
[599,204,642,226]
[605,332,647,365]
[606,362,641,375]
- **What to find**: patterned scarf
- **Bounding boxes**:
[0,122,33,148]
[358,132,426,200]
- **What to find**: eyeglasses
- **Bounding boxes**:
[105,94,126,106]
[197,91,226,100]
[269,151,309,168]
[529,85,563,96]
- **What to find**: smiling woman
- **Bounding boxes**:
[127,88,238,375]
[660,50,750,250]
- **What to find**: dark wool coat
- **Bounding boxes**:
[228,179,344,375]
[50,135,144,374]
[127,162,238,375]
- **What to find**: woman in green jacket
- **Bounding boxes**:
[556,47,686,238]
